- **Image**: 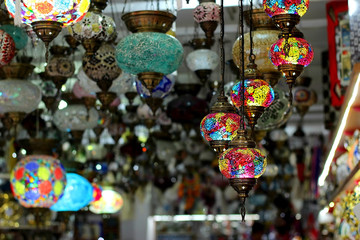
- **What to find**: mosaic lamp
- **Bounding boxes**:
[50,173,93,211]
[230,70,275,131]
[0,25,28,50]
[269,32,314,102]
[193,0,220,39]
[186,49,219,83]
[116,10,183,92]
[263,0,309,33]
[0,29,15,66]
[219,129,267,221]
[232,9,281,86]
[89,188,124,214]
[5,0,90,60]
[10,155,67,208]
[91,183,102,203]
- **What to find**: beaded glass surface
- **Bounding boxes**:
[263,0,309,17]
[0,29,15,66]
[5,0,90,27]
[10,155,67,208]
[53,105,99,131]
[0,80,42,114]
[0,25,28,50]
[200,113,240,142]
[193,2,220,23]
[50,173,93,211]
[46,55,75,78]
[136,75,174,99]
[231,79,275,108]
[116,32,183,75]
[232,30,280,73]
[89,189,123,214]
[68,11,116,41]
[219,148,267,179]
[270,37,314,67]
[83,43,122,82]
[186,49,219,71]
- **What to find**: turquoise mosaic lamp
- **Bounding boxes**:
[116,10,183,93]
[0,25,28,50]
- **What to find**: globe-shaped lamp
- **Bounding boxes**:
[231,79,275,131]
[53,105,99,131]
[270,36,313,99]
[0,80,42,114]
[0,25,28,50]
[89,188,124,214]
[50,173,93,211]
[10,155,67,208]
[263,0,309,33]
[193,1,220,39]
[5,0,90,59]
[186,49,219,83]
[116,32,183,92]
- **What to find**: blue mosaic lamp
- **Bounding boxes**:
[50,173,93,212]
[136,74,174,99]
[0,25,28,50]
[116,10,183,93]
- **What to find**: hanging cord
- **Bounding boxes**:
[121,0,128,14]
[238,0,245,130]
[249,0,256,63]
[219,0,225,97]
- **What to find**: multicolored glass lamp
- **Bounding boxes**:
[89,188,124,214]
[263,0,309,34]
[0,29,15,66]
[116,10,183,92]
[50,173,93,212]
[193,0,220,39]
[0,24,28,50]
[10,155,67,208]
[5,0,90,61]
[230,61,275,132]
[269,30,314,103]
[219,129,267,221]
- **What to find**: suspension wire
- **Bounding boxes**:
[239,0,245,130]
[219,0,225,97]
[249,0,255,62]
[121,0,128,14]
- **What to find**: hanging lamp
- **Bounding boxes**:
[269,30,313,103]
[5,0,90,61]
[116,10,183,92]
[199,1,241,153]
[186,38,219,83]
[263,0,309,34]
[218,0,267,222]
[232,9,281,86]
[193,0,220,40]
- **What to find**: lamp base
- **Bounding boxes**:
[0,63,35,80]
[124,92,138,105]
[278,64,304,104]
[245,106,265,132]
[65,35,80,49]
[209,140,228,153]
[200,21,218,39]
[272,14,300,34]
[229,178,257,222]
[195,69,212,83]
[70,130,84,143]
[42,96,57,112]
[96,91,117,110]
[144,97,163,115]
[2,112,26,130]
[82,38,101,56]
[262,71,282,87]
[210,95,236,113]
[31,21,63,44]
[83,96,97,111]
[137,72,163,93]
[51,76,68,91]
[122,10,176,33]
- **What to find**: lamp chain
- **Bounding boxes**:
[249,0,256,63]
[238,0,245,130]
[219,0,225,97]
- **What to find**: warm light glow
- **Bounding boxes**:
[329,202,335,208]
[318,74,360,186]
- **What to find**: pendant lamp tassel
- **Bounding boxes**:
[14,0,22,26]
